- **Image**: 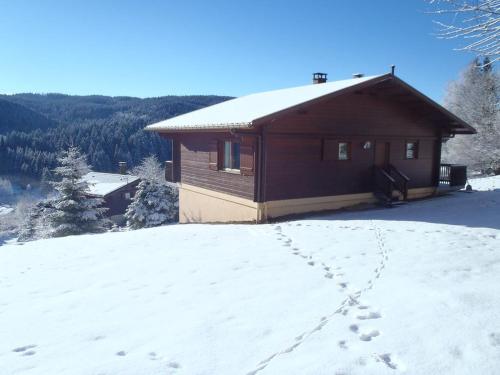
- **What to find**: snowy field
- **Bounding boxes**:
[1,176,499,375]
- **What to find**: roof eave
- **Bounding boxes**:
[145,121,253,132]
[390,76,477,135]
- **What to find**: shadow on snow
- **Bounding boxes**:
[298,190,500,231]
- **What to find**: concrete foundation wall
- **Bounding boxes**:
[179,184,260,223]
[178,184,437,224]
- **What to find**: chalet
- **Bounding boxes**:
[146,71,475,223]
[82,164,140,224]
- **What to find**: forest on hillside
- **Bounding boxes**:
[0,93,230,178]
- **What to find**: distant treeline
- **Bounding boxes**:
[0,93,230,178]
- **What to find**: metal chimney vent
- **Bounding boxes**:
[118,161,127,175]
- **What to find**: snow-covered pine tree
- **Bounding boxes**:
[17,200,54,242]
[125,155,178,229]
[40,167,54,195]
[443,58,500,173]
[47,147,108,237]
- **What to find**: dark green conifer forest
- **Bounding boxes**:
[0,93,230,177]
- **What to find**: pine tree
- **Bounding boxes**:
[47,147,109,237]
[17,200,54,242]
[443,58,500,173]
[125,156,178,229]
[40,167,54,195]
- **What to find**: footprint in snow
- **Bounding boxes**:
[338,282,348,289]
[490,332,500,347]
[357,311,382,320]
[376,353,400,370]
[148,352,161,360]
[359,329,380,341]
[12,345,36,354]
[116,351,127,356]
[168,361,181,369]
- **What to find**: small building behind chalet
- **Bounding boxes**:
[146,71,475,223]
[82,168,140,224]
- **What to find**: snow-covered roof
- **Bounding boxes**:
[82,172,139,197]
[145,75,382,131]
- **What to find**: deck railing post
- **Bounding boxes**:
[165,160,174,182]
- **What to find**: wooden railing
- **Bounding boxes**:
[440,164,451,184]
[388,164,409,200]
[373,166,395,200]
[439,164,467,187]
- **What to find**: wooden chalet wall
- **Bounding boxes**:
[261,89,442,201]
[176,132,256,200]
[162,80,450,205]
[102,180,140,216]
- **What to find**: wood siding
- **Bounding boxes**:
[161,83,446,203]
[261,89,441,201]
[101,181,140,217]
[178,132,256,200]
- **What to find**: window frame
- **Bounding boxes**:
[222,140,241,172]
[405,141,419,160]
[337,141,352,161]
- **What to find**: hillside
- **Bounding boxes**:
[1,176,499,375]
[0,98,58,134]
[0,93,231,177]
[0,93,231,125]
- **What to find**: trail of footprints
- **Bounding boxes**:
[11,343,181,372]
[247,223,396,374]
[275,223,388,342]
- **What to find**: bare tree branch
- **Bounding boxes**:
[426,0,499,64]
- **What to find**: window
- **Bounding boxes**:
[406,141,418,159]
[124,192,131,200]
[223,141,240,170]
[338,142,351,160]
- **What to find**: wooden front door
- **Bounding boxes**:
[374,141,390,168]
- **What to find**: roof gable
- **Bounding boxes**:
[146,75,383,131]
[145,74,475,135]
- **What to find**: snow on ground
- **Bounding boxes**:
[0,176,499,375]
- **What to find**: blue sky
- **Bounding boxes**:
[0,0,474,102]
